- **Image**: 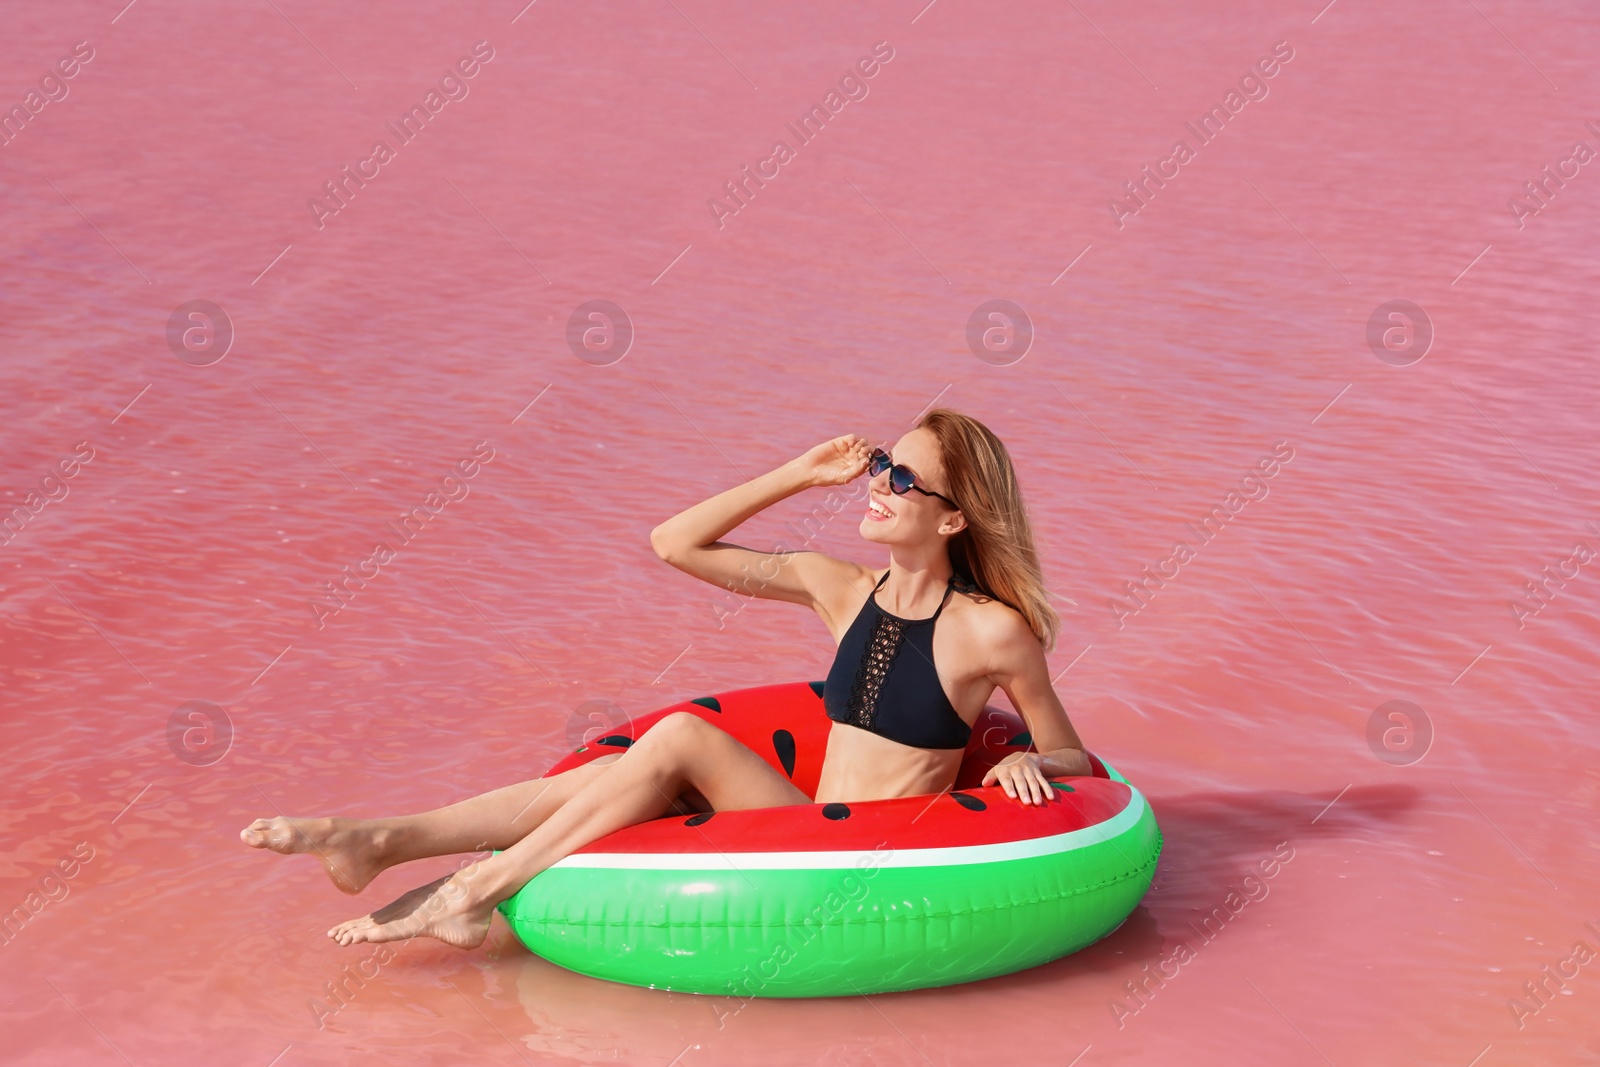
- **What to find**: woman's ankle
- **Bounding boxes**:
[359,820,402,869]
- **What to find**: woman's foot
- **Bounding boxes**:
[326,870,495,949]
[238,816,391,895]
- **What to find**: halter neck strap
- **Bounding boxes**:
[871,572,957,624]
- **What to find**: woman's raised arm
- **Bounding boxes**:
[649,434,872,612]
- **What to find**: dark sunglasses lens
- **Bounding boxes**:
[869,451,890,475]
[889,466,914,494]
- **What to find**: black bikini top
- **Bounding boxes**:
[823,570,973,750]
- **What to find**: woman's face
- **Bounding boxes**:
[858,428,963,545]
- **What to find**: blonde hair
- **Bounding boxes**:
[917,408,1061,651]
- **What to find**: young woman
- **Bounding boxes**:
[240,408,1089,949]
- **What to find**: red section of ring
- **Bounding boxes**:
[543,681,1132,857]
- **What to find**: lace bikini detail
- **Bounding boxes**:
[844,612,908,731]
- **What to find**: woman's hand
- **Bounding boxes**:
[982,753,1057,806]
[793,434,874,489]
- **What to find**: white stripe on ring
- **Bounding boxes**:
[548,788,1150,871]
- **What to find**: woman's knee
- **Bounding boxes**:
[636,711,712,753]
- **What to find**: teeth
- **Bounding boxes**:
[870,500,892,517]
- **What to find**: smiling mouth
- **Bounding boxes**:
[867,496,894,520]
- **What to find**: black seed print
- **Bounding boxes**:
[684,812,714,826]
[951,792,987,811]
[808,680,826,699]
[1008,731,1032,747]
[691,696,722,712]
[822,803,851,820]
[596,735,633,748]
[772,730,797,778]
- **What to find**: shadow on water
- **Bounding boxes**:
[1008,781,1424,987]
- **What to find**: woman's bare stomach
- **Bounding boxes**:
[811,722,964,804]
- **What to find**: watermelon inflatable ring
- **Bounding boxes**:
[498,680,1162,997]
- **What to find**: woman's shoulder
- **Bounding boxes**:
[949,573,1003,611]
[948,577,1035,645]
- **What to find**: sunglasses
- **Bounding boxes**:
[868,448,959,509]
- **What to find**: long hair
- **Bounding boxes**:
[917,408,1062,651]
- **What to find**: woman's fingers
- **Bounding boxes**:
[806,435,870,485]
[838,442,873,482]
[998,767,1054,805]
[983,760,1059,806]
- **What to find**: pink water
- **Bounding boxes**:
[4,0,1599,1063]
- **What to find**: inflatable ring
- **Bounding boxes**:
[498,680,1161,997]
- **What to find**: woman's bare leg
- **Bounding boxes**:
[326,712,812,948]
[238,753,643,894]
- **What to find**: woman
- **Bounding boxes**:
[240,408,1089,949]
